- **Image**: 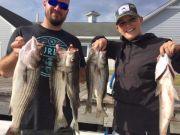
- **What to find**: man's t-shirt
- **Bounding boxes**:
[7,23,86,130]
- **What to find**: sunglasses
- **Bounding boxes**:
[48,0,69,10]
[117,17,138,26]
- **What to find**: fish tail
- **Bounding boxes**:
[54,117,68,132]
[71,119,79,134]
[96,109,108,118]
[155,84,162,96]
[85,101,92,114]
[173,88,179,101]
[5,127,20,135]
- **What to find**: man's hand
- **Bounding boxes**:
[0,36,25,77]
[11,36,25,55]
[92,38,108,51]
[160,41,180,57]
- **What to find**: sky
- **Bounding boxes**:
[0,0,169,22]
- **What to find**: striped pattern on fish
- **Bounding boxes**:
[155,54,179,135]
[50,45,80,134]
[6,37,43,135]
[85,49,109,118]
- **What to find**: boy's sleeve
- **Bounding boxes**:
[172,51,180,73]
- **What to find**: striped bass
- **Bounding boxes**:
[50,45,80,134]
[85,49,109,118]
[6,36,43,135]
[155,54,179,135]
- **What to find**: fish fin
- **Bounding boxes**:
[8,106,12,115]
[168,65,175,79]
[155,87,161,96]
[49,70,54,103]
[174,88,179,101]
[54,118,68,132]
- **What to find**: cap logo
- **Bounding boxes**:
[118,5,130,15]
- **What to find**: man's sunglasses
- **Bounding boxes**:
[48,0,69,10]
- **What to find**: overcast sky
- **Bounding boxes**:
[0,0,169,22]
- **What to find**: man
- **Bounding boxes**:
[0,0,86,134]
[92,3,180,135]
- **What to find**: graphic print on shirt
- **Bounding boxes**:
[37,36,67,77]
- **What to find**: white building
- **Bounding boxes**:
[0,6,32,58]
[142,0,180,43]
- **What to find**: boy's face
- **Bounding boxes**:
[116,15,143,41]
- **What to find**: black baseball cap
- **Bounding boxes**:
[115,3,140,23]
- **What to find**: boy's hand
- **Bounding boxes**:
[160,41,180,56]
[92,38,108,51]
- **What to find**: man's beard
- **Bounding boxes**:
[49,17,66,26]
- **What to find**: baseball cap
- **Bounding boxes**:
[115,3,140,23]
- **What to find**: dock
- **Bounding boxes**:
[0,120,106,135]
[0,76,180,134]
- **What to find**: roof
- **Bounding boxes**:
[62,1,179,39]
[0,6,32,27]
[85,11,100,17]
[143,0,177,21]
[62,22,120,38]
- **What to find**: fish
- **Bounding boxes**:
[6,36,43,135]
[85,48,109,118]
[50,46,68,132]
[50,45,80,134]
[155,54,179,135]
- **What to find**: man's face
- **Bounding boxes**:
[44,0,69,26]
[116,15,143,41]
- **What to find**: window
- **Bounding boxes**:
[81,43,90,58]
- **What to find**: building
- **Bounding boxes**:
[0,6,32,58]
[142,0,180,43]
